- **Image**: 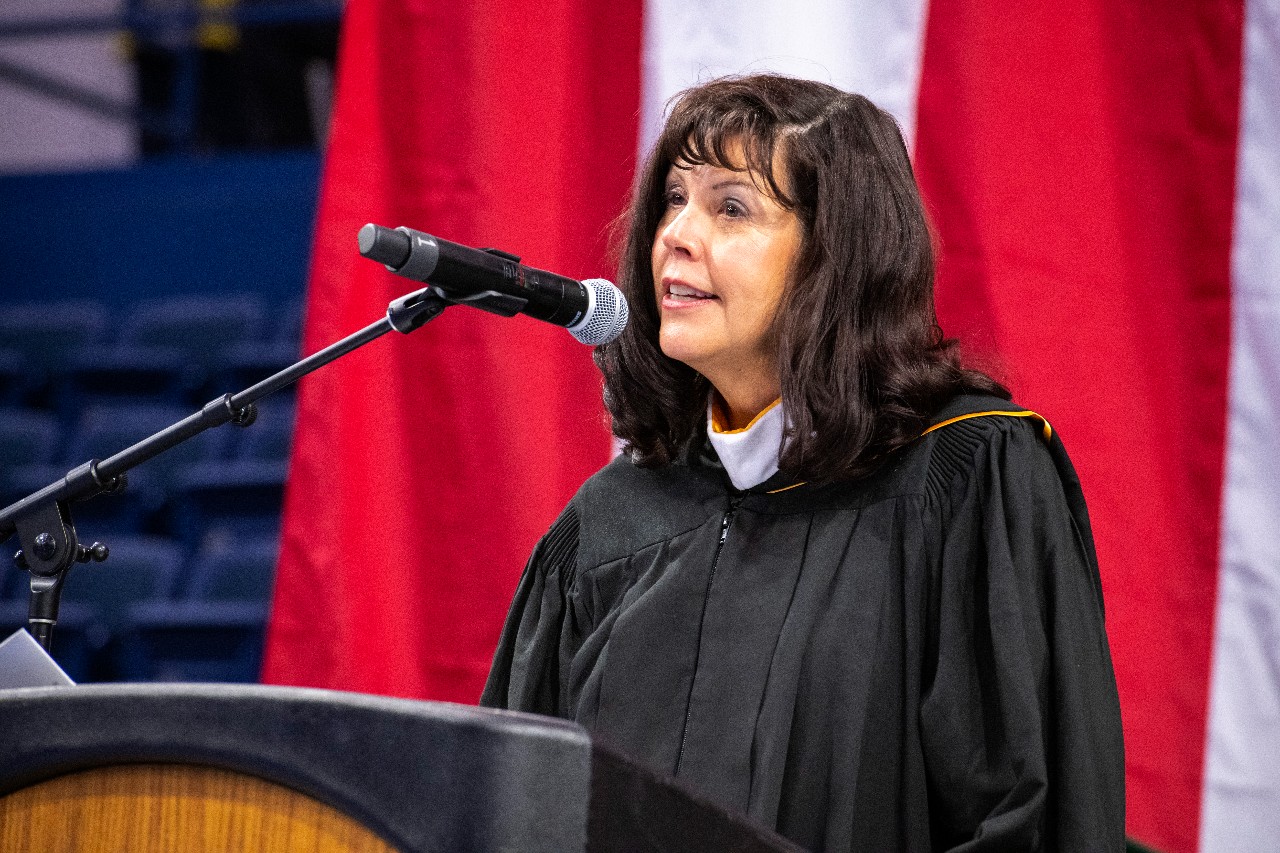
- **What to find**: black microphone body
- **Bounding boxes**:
[358,224,620,339]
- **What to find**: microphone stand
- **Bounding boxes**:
[0,286,450,654]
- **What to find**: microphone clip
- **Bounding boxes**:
[387,287,449,334]
[386,286,528,335]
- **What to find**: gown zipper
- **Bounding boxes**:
[674,495,743,775]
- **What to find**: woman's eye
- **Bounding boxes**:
[664,189,686,207]
[723,199,746,218]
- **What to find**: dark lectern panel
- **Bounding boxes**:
[588,743,805,853]
[0,684,591,852]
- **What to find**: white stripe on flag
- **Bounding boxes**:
[639,0,929,152]
[1202,0,1280,850]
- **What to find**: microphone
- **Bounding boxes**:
[357,224,629,345]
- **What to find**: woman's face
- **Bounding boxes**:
[651,144,804,400]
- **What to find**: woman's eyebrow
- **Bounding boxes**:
[711,178,760,192]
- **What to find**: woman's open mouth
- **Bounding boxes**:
[663,281,718,306]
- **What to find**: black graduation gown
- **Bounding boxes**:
[481,395,1125,851]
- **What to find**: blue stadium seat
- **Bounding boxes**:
[121,295,267,374]
[117,600,267,682]
[0,300,109,388]
[168,459,287,553]
[113,469,283,683]
[49,534,185,681]
[55,344,196,414]
[0,408,61,472]
[58,535,183,635]
[183,536,278,603]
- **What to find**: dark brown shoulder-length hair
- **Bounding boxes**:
[595,74,1008,483]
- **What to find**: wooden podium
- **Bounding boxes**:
[0,684,800,852]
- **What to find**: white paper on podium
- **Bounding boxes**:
[0,629,75,688]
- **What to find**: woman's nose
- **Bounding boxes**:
[659,206,700,258]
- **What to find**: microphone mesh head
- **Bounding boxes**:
[569,279,630,345]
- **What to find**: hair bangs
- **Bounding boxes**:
[655,100,795,209]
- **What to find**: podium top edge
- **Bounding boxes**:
[0,681,587,736]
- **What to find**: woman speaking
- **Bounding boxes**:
[482,74,1124,851]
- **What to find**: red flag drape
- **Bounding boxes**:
[914,4,1243,850]
[263,0,642,702]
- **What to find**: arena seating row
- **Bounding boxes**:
[0,403,291,552]
[0,296,302,415]
[1,294,302,683]
[0,534,277,683]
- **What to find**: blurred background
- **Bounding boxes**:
[2,2,1278,852]
[0,0,340,682]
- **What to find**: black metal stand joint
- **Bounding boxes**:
[203,392,258,428]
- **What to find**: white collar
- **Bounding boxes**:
[706,399,785,491]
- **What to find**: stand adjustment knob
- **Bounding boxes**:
[102,472,128,494]
[32,533,57,561]
[232,402,258,427]
[76,542,109,563]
